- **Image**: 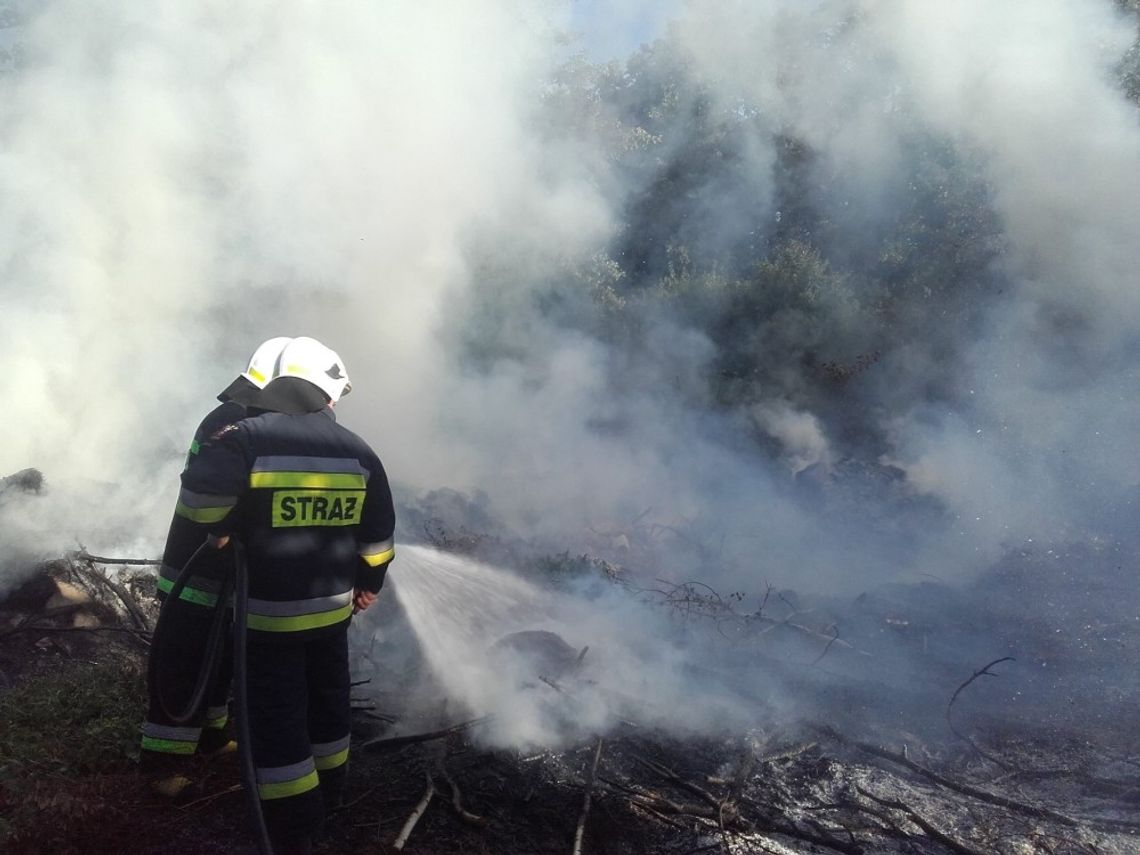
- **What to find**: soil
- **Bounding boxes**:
[3,549,1140,854]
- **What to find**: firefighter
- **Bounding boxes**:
[184,336,396,853]
[140,337,293,797]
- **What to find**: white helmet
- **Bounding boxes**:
[217,336,293,403]
[275,336,352,403]
[243,336,294,388]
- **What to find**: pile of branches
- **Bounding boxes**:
[1,551,159,653]
[337,710,1140,855]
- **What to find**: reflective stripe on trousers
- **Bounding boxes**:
[256,757,320,800]
[312,734,350,771]
[141,722,200,755]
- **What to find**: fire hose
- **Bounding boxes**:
[149,539,274,855]
[148,541,229,725]
[231,539,275,855]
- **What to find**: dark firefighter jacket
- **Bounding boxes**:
[158,400,248,607]
[178,406,395,637]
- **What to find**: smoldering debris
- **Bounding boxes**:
[331,533,1140,852]
[0,468,43,499]
[0,552,156,646]
[339,710,1140,855]
[3,542,1140,852]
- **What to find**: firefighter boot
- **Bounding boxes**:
[198,723,238,757]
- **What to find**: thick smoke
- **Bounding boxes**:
[659,0,1140,566]
[0,0,609,569]
[2,1,1139,739]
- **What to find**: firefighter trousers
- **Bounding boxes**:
[141,598,233,768]
[247,626,352,840]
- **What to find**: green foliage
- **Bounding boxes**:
[0,660,144,779]
[465,32,1014,464]
[0,660,144,848]
[551,39,1007,447]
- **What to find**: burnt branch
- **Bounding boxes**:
[816,725,1081,827]
[71,556,152,632]
[360,716,489,752]
[633,755,722,811]
[435,759,485,826]
[72,550,162,567]
[946,656,1014,767]
[854,786,986,855]
[571,738,603,855]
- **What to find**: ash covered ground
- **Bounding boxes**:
[2,511,1139,855]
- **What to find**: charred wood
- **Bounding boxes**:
[854,785,987,855]
[571,738,603,855]
[815,725,1083,828]
[360,716,489,752]
[73,549,162,567]
[71,555,152,631]
[437,760,486,827]
[945,656,1014,768]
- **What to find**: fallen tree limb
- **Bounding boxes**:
[815,725,1080,827]
[811,624,843,665]
[633,755,722,811]
[572,738,603,855]
[72,557,152,631]
[625,796,686,830]
[178,784,243,812]
[855,786,986,855]
[360,716,489,752]
[393,770,435,851]
[753,615,871,657]
[73,549,162,566]
[437,761,485,826]
[946,657,1014,768]
[601,776,710,819]
[759,741,818,765]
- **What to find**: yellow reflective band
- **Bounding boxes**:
[314,747,349,771]
[271,489,365,528]
[312,747,346,775]
[157,576,220,607]
[205,714,228,730]
[175,501,233,524]
[246,603,353,633]
[141,736,197,755]
[246,366,266,384]
[257,770,320,801]
[361,547,395,567]
[251,471,366,489]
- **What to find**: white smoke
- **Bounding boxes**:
[669,0,1140,562]
[1,0,1138,596]
[751,400,833,474]
[0,1,610,565]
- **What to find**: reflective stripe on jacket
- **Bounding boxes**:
[180,407,395,636]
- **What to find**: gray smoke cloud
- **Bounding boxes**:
[1,0,1138,613]
[0,0,609,567]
